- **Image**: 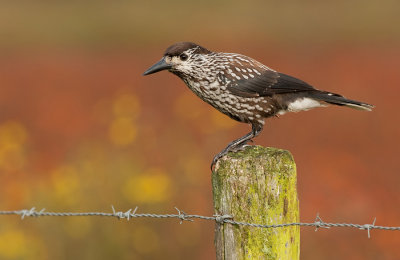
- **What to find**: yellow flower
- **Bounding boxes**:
[113,93,140,119]
[51,165,80,205]
[123,168,171,204]
[108,117,137,146]
[0,121,28,171]
[108,93,140,146]
[0,230,28,258]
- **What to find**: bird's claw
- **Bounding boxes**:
[211,150,229,171]
[210,143,254,171]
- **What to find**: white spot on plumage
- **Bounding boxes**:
[236,60,243,66]
[237,56,249,62]
[287,98,323,112]
[241,103,251,109]
[278,110,287,115]
[230,72,241,80]
[255,105,263,111]
[227,99,235,105]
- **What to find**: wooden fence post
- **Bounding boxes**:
[212,146,300,260]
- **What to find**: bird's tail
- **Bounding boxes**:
[310,91,374,111]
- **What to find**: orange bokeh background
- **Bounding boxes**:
[0,1,399,259]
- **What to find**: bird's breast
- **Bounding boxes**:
[184,79,225,103]
[182,79,277,125]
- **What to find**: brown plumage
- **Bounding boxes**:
[143,42,373,169]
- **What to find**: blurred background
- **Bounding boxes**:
[0,0,399,259]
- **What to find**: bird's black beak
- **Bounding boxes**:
[143,57,172,76]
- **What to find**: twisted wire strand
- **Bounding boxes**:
[1,207,399,238]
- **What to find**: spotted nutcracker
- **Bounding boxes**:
[143,42,373,169]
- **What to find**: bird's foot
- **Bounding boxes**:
[231,143,253,152]
[210,141,254,170]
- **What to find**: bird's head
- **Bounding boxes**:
[143,42,211,78]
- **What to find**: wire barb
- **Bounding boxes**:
[313,213,330,231]
[361,217,376,238]
[174,207,193,224]
[112,206,138,221]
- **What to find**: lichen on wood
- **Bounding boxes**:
[212,146,300,260]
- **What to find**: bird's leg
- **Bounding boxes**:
[231,124,263,151]
[211,124,263,170]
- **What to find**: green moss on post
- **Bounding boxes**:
[212,146,300,260]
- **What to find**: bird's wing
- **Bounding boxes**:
[224,63,316,98]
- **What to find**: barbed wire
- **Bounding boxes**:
[1,206,399,238]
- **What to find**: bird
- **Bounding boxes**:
[143,42,373,169]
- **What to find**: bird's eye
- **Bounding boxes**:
[179,53,188,61]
